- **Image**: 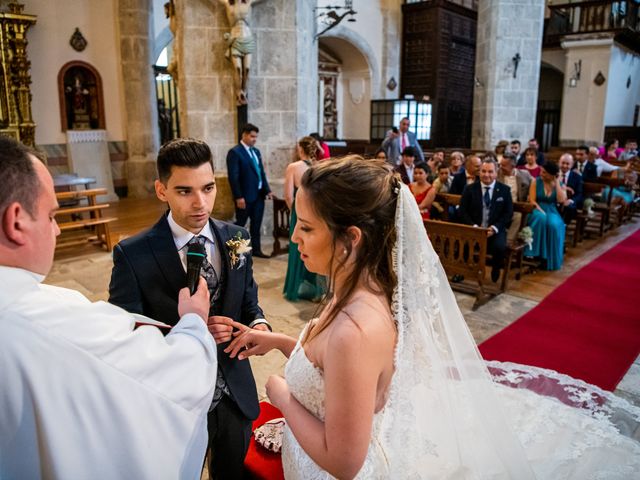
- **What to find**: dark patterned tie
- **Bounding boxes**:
[187,235,230,409]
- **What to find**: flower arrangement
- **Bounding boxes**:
[518,226,534,249]
[583,198,595,217]
[226,232,252,269]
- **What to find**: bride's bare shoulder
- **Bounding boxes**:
[330,291,395,344]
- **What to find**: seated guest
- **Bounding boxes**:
[525,162,567,271]
[609,159,638,210]
[448,151,464,174]
[395,146,417,185]
[516,138,545,166]
[426,149,445,182]
[599,139,622,161]
[573,145,590,175]
[0,136,217,478]
[450,154,482,195]
[498,151,532,241]
[517,147,542,178]
[619,139,638,162]
[558,153,584,225]
[374,148,387,162]
[459,159,514,283]
[495,140,509,163]
[431,164,452,218]
[510,139,523,164]
[310,132,330,160]
[409,163,436,220]
[588,146,619,178]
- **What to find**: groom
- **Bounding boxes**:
[109,138,271,479]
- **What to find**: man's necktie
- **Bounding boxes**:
[249,148,263,189]
[187,236,230,409]
[483,186,491,208]
[401,133,407,151]
[563,173,568,185]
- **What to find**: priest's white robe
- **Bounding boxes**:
[0,266,217,480]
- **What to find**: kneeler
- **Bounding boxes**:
[244,402,285,480]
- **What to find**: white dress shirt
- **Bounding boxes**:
[594,158,619,177]
[0,266,217,480]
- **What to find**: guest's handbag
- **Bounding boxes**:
[253,418,285,454]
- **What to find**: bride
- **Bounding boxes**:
[225,157,640,479]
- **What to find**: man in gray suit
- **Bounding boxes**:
[381,117,425,166]
[498,152,532,242]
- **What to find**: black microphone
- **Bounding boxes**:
[186,241,206,295]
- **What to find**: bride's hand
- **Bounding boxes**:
[266,375,290,410]
[224,323,277,360]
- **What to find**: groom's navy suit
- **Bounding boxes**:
[109,212,263,478]
[227,143,271,255]
[458,181,513,270]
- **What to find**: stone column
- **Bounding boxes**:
[176,0,317,235]
[117,0,159,198]
[472,0,545,150]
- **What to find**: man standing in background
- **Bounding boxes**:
[381,116,425,165]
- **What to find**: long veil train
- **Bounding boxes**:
[378,184,640,478]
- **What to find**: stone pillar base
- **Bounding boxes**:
[126,155,157,198]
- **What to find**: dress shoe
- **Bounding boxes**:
[253,251,270,259]
[451,274,464,283]
[491,267,500,283]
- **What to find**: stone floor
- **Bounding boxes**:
[46,239,639,409]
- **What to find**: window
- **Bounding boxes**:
[370,99,432,141]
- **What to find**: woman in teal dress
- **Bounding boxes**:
[525,162,567,271]
[283,137,326,301]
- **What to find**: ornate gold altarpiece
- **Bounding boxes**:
[0,2,36,145]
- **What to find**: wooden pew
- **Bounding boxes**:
[424,219,491,309]
[271,195,290,257]
[55,188,117,251]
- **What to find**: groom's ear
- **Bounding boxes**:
[346,226,362,250]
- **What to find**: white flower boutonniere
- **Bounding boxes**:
[226,232,252,269]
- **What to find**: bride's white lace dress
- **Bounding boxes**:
[279,185,640,479]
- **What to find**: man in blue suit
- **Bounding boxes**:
[381,117,425,166]
[559,153,584,225]
[109,138,271,479]
[458,159,514,283]
[227,123,272,258]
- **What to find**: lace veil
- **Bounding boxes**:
[379,184,536,478]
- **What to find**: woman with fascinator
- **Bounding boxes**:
[224,157,640,479]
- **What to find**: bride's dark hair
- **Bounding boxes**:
[300,156,400,344]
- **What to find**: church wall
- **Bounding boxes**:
[24,0,128,189]
[604,44,640,127]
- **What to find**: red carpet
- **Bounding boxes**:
[244,402,285,480]
[480,228,640,391]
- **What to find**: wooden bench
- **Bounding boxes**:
[271,195,290,257]
[55,188,117,251]
[424,219,491,309]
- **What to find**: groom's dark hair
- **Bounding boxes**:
[157,138,214,183]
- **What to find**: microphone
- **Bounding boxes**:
[186,241,207,295]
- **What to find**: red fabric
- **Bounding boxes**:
[480,229,640,391]
[244,402,285,480]
[410,184,432,220]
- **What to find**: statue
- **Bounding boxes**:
[215,0,264,106]
[65,74,91,129]
[164,1,178,81]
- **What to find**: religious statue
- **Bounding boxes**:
[65,74,91,129]
[164,1,178,81]
[215,0,264,106]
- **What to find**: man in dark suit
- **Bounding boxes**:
[558,153,584,224]
[109,138,271,480]
[449,154,482,195]
[459,159,514,283]
[227,123,271,258]
[394,146,417,184]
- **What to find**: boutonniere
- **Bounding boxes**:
[226,232,252,269]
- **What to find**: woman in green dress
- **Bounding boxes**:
[283,137,326,301]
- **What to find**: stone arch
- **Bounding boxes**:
[57,61,106,131]
[320,26,380,95]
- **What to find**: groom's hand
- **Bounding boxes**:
[208,315,248,344]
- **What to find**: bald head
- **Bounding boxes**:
[559,153,574,173]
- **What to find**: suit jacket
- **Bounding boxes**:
[450,168,478,195]
[227,144,271,204]
[498,169,532,202]
[394,163,413,185]
[109,213,263,420]
[582,161,598,183]
[563,170,584,208]
[459,181,514,235]
[381,130,425,164]
[516,151,545,166]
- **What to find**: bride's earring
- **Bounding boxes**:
[343,248,348,256]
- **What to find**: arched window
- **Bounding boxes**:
[58,61,105,131]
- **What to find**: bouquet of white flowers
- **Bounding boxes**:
[518,226,534,249]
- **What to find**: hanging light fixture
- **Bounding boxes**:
[315,1,358,38]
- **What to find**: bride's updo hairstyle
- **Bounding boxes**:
[300,156,400,343]
[298,136,319,162]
